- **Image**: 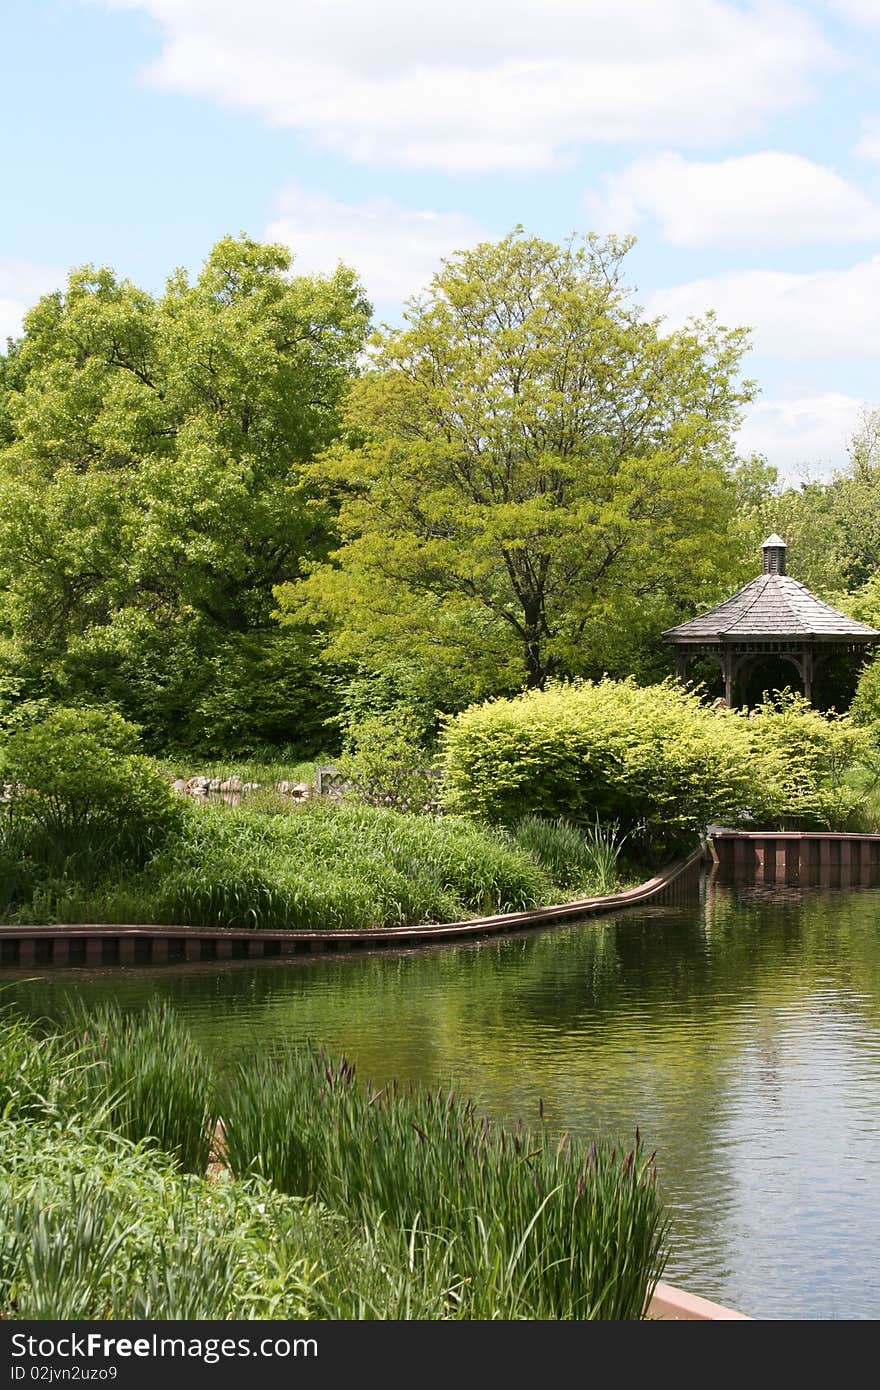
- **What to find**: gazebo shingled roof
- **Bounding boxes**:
[662,535,880,705]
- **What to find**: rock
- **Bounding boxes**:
[208,778,223,792]
[290,782,312,800]
[172,779,187,793]
[220,777,243,793]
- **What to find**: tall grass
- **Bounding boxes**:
[0,1008,84,1121]
[1,1007,669,1319]
[20,802,552,931]
[222,1048,668,1320]
[512,814,628,895]
[65,1000,216,1173]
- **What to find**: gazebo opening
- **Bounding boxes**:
[662,537,879,709]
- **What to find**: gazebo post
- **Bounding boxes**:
[802,647,813,705]
[722,649,734,706]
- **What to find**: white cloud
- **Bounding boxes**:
[589,151,880,248]
[92,1,831,172]
[647,255,880,358]
[0,261,63,344]
[855,117,880,163]
[738,394,867,476]
[832,0,880,25]
[266,186,486,309]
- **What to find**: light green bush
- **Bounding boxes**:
[746,692,869,829]
[441,679,871,848]
[851,655,880,731]
[337,707,439,814]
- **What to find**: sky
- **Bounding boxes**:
[2,0,879,478]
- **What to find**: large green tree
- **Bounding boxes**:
[0,236,370,749]
[279,230,756,694]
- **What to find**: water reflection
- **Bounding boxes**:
[6,879,880,1319]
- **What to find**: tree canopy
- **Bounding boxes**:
[0,236,370,750]
[278,230,756,695]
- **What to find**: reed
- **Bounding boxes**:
[2,1008,668,1319]
[0,1115,460,1320]
[0,1007,85,1121]
[65,1000,216,1174]
[512,813,628,895]
[222,1049,668,1319]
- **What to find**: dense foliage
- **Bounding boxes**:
[0,709,183,909]
[442,680,872,849]
[0,236,369,753]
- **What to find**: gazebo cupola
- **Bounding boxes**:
[762,533,786,575]
[662,537,880,706]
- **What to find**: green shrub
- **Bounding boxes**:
[0,708,182,878]
[852,655,880,731]
[746,692,870,829]
[441,678,872,847]
[441,679,751,849]
[338,707,440,814]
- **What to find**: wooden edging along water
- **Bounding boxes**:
[0,845,707,969]
[710,829,880,888]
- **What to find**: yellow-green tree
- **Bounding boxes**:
[279,230,755,695]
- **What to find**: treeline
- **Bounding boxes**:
[0,229,878,754]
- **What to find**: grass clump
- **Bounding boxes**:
[66,1000,216,1173]
[10,801,552,931]
[1,1005,669,1320]
[222,1048,668,1320]
[511,814,628,894]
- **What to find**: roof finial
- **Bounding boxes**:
[762,534,787,575]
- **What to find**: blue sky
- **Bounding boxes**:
[2,0,879,476]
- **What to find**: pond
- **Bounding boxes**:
[6,876,880,1320]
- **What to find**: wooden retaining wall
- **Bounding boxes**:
[711,831,880,889]
[0,845,706,970]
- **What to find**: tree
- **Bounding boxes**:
[743,474,844,596]
[0,236,370,750]
[828,408,880,590]
[278,230,756,694]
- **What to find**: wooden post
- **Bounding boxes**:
[722,650,734,706]
[118,936,136,964]
[803,647,814,705]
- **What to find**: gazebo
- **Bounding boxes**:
[662,535,880,706]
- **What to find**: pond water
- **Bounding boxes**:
[6,876,880,1320]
